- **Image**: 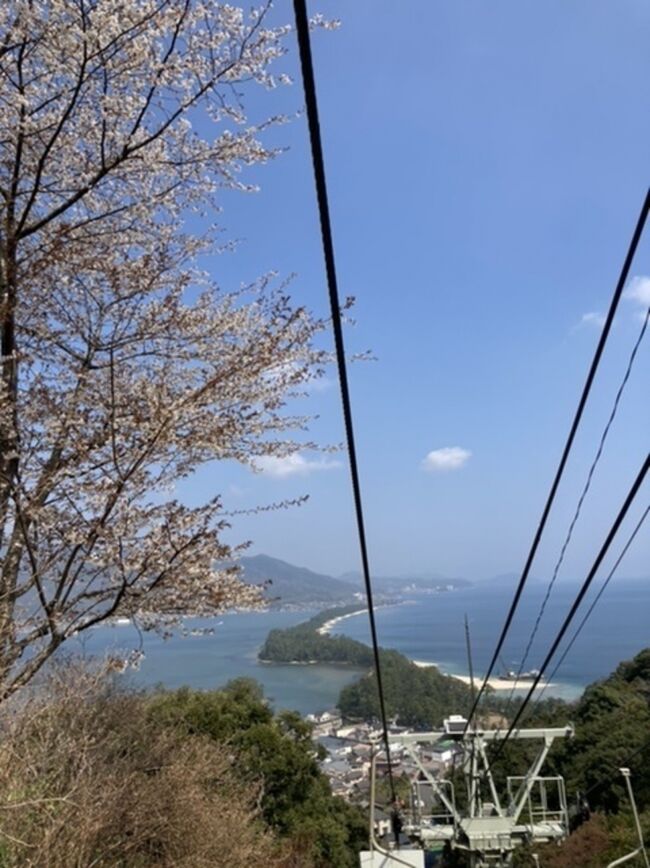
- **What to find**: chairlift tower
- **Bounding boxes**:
[362,716,574,868]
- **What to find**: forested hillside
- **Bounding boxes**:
[148,679,368,865]
[0,670,366,868]
[240,555,360,607]
[338,649,473,726]
[549,648,650,813]
[259,605,375,665]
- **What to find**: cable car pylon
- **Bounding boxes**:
[361,716,574,867]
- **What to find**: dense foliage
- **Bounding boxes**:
[547,648,650,814]
[0,668,366,868]
[0,669,291,868]
[339,649,473,727]
[147,677,368,868]
[513,812,650,868]
[259,605,375,666]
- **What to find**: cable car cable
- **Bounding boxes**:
[503,303,649,708]
[529,503,649,713]
[466,189,650,731]
[292,0,397,800]
[489,453,649,762]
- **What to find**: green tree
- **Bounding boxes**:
[339,649,471,727]
[148,679,367,867]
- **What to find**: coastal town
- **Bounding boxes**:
[261,600,550,831]
[307,709,462,804]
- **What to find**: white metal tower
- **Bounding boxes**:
[360,717,574,868]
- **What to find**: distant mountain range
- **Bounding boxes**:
[238,555,471,608]
[239,555,361,607]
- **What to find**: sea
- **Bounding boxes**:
[77,579,649,716]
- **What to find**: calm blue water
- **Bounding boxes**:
[330,579,650,701]
[78,579,649,714]
[75,609,366,715]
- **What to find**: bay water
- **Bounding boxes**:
[78,578,649,714]
[76,609,365,715]
[329,579,649,702]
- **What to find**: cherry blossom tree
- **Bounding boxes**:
[0,0,327,699]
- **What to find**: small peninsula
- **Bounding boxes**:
[259,605,375,666]
[258,604,475,727]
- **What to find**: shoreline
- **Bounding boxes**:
[316,608,368,636]
[316,611,559,693]
[258,658,365,668]
[316,602,400,636]
[317,608,566,696]
[412,660,554,691]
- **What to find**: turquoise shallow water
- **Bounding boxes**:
[78,579,649,714]
[77,609,366,715]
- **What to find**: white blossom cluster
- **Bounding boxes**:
[0,1,330,699]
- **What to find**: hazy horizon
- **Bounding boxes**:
[241,551,650,587]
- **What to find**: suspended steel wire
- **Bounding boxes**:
[291,0,397,801]
[489,454,649,763]
[466,189,650,731]
[289,4,648,811]
[529,503,649,713]
[502,304,650,708]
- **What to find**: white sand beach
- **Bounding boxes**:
[412,660,552,691]
[317,609,368,635]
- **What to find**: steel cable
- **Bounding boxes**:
[502,304,649,709]
[530,504,649,713]
[292,0,397,800]
[466,189,650,731]
[490,454,649,765]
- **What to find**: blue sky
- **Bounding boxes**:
[181,1,649,581]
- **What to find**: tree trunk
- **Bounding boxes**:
[0,237,20,680]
